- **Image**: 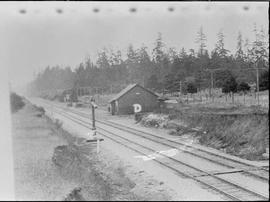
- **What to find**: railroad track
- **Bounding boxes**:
[98,119,269,180]
[43,100,269,181]
[38,100,269,201]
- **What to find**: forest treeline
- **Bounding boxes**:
[27,25,269,96]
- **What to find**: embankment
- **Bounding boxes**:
[141,106,269,161]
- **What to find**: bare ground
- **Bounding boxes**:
[12,100,173,201]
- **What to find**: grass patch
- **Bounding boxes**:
[140,105,269,161]
[185,113,268,160]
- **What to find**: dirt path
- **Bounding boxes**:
[12,102,78,200]
[12,100,175,201]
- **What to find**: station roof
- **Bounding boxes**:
[109,83,158,103]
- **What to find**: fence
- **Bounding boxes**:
[167,90,269,108]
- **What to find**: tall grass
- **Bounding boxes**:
[173,110,269,160]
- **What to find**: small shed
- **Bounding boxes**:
[109,84,159,115]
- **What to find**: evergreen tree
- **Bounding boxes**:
[250,24,268,64]
[259,70,269,91]
[215,29,229,58]
[221,72,238,94]
[235,31,244,59]
[126,44,139,83]
[195,26,207,57]
[237,82,250,93]
[146,74,159,90]
[186,82,198,94]
[152,32,165,64]
[96,48,110,69]
[152,32,166,81]
[138,45,152,86]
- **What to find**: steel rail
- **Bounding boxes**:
[45,104,269,201]
[44,100,269,181]
[99,119,269,181]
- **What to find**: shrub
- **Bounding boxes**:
[237,82,250,93]
[37,106,45,114]
[259,70,269,91]
[222,74,238,94]
[10,92,25,113]
[134,112,144,122]
[54,118,63,129]
[140,113,169,128]
[186,82,198,94]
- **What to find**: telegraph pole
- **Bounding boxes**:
[179,81,182,97]
[256,62,260,105]
[210,70,214,101]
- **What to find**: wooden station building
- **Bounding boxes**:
[109,84,159,115]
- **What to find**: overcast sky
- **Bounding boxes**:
[0,1,268,91]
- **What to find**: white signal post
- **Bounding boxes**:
[86,97,104,154]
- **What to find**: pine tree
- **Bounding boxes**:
[168,47,178,63]
[235,31,244,59]
[243,38,251,62]
[152,32,166,81]
[96,48,110,69]
[179,48,187,59]
[215,29,229,58]
[152,32,165,64]
[126,44,138,64]
[250,24,268,64]
[137,45,152,86]
[195,26,207,57]
[126,44,139,83]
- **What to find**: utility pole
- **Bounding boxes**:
[179,81,182,97]
[210,70,214,101]
[256,62,260,105]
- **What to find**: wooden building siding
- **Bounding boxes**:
[115,85,158,115]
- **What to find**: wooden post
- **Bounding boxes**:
[210,70,213,99]
[256,65,260,105]
[92,104,96,130]
[97,139,100,153]
[179,81,182,97]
